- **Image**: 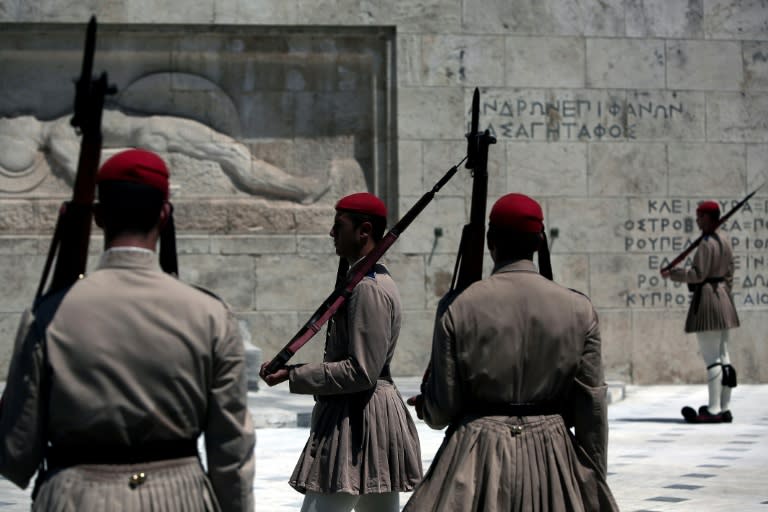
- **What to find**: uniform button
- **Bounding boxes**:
[129,472,147,488]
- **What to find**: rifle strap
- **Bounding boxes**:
[538,231,553,281]
[158,207,178,276]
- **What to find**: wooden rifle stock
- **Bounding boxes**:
[262,156,467,376]
[34,16,116,306]
[659,185,764,273]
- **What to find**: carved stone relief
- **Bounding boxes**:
[0,25,395,214]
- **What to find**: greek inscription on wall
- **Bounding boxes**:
[472,96,686,141]
[623,198,768,309]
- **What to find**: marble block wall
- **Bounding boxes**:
[1,0,767,384]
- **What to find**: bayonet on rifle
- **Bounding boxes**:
[35,16,116,306]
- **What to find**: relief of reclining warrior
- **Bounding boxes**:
[0,110,342,203]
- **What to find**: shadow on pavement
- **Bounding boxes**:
[613,417,687,424]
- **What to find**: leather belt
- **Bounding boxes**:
[46,439,198,469]
[468,401,562,417]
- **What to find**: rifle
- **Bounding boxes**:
[34,16,116,306]
[408,89,495,415]
[659,185,764,274]
[261,156,468,376]
[446,87,495,299]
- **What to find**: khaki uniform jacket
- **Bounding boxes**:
[0,250,254,512]
[287,263,422,494]
[404,259,617,512]
[670,231,740,333]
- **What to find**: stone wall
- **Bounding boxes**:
[0,0,766,384]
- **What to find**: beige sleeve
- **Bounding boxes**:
[204,310,255,512]
[669,242,711,284]
[422,307,464,430]
[563,307,609,478]
[0,309,47,489]
[289,280,391,395]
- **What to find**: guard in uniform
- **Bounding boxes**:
[662,200,740,423]
[262,192,422,512]
[0,149,255,511]
[404,193,618,512]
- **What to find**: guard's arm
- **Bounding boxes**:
[205,310,255,512]
[0,310,47,489]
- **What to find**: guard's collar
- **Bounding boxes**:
[492,258,538,275]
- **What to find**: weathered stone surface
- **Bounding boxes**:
[706,92,768,143]
[213,235,297,255]
[176,236,212,255]
[0,0,39,21]
[462,0,624,36]
[297,235,334,255]
[424,253,456,311]
[398,140,424,193]
[506,36,586,88]
[423,139,505,197]
[380,253,427,310]
[396,195,466,255]
[667,40,743,91]
[0,254,46,311]
[394,310,434,375]
[626,0,704,38]
[506,142,587,196]
[550,253,589,293]
[294,206,335,234]
[625,90,706,142]
[237,311,303,364]
[548,198,628,253]
[630,309,700,384]
[589,254,640,309]
[362,0,462,33]
[668,143,746,196]
[730,310,768,382]
[297,0,362,25]
[474,88,705,143]
[174,201,240,233]
[0,313,22,379]
[0,201,36,234]
[587,38,666,89]
[397,34,421,88]
[420,35,505,87]
[0,237,38,255]
[213,0,298,24]
[178,254,255,309]
[596,309,633,381]
[398,87,464,139]
[255,254,338,310]
[703,0,768,40]
[747,144,768,191]
[588,142,667,196]
[744,41,768,91]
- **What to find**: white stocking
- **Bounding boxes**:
[720,330,733,412]
[697,331,723,414]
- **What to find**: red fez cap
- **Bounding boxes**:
[97,149,170,199]
[335,192,387,218]
[696,200,720,215]
[489,193,544,233]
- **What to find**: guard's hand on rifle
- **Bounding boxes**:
[260,360,290,387]
[660,269,672,278]
[407,394,425,420]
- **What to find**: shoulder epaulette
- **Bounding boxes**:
[568,287,592,301]
[190,284,231,309]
